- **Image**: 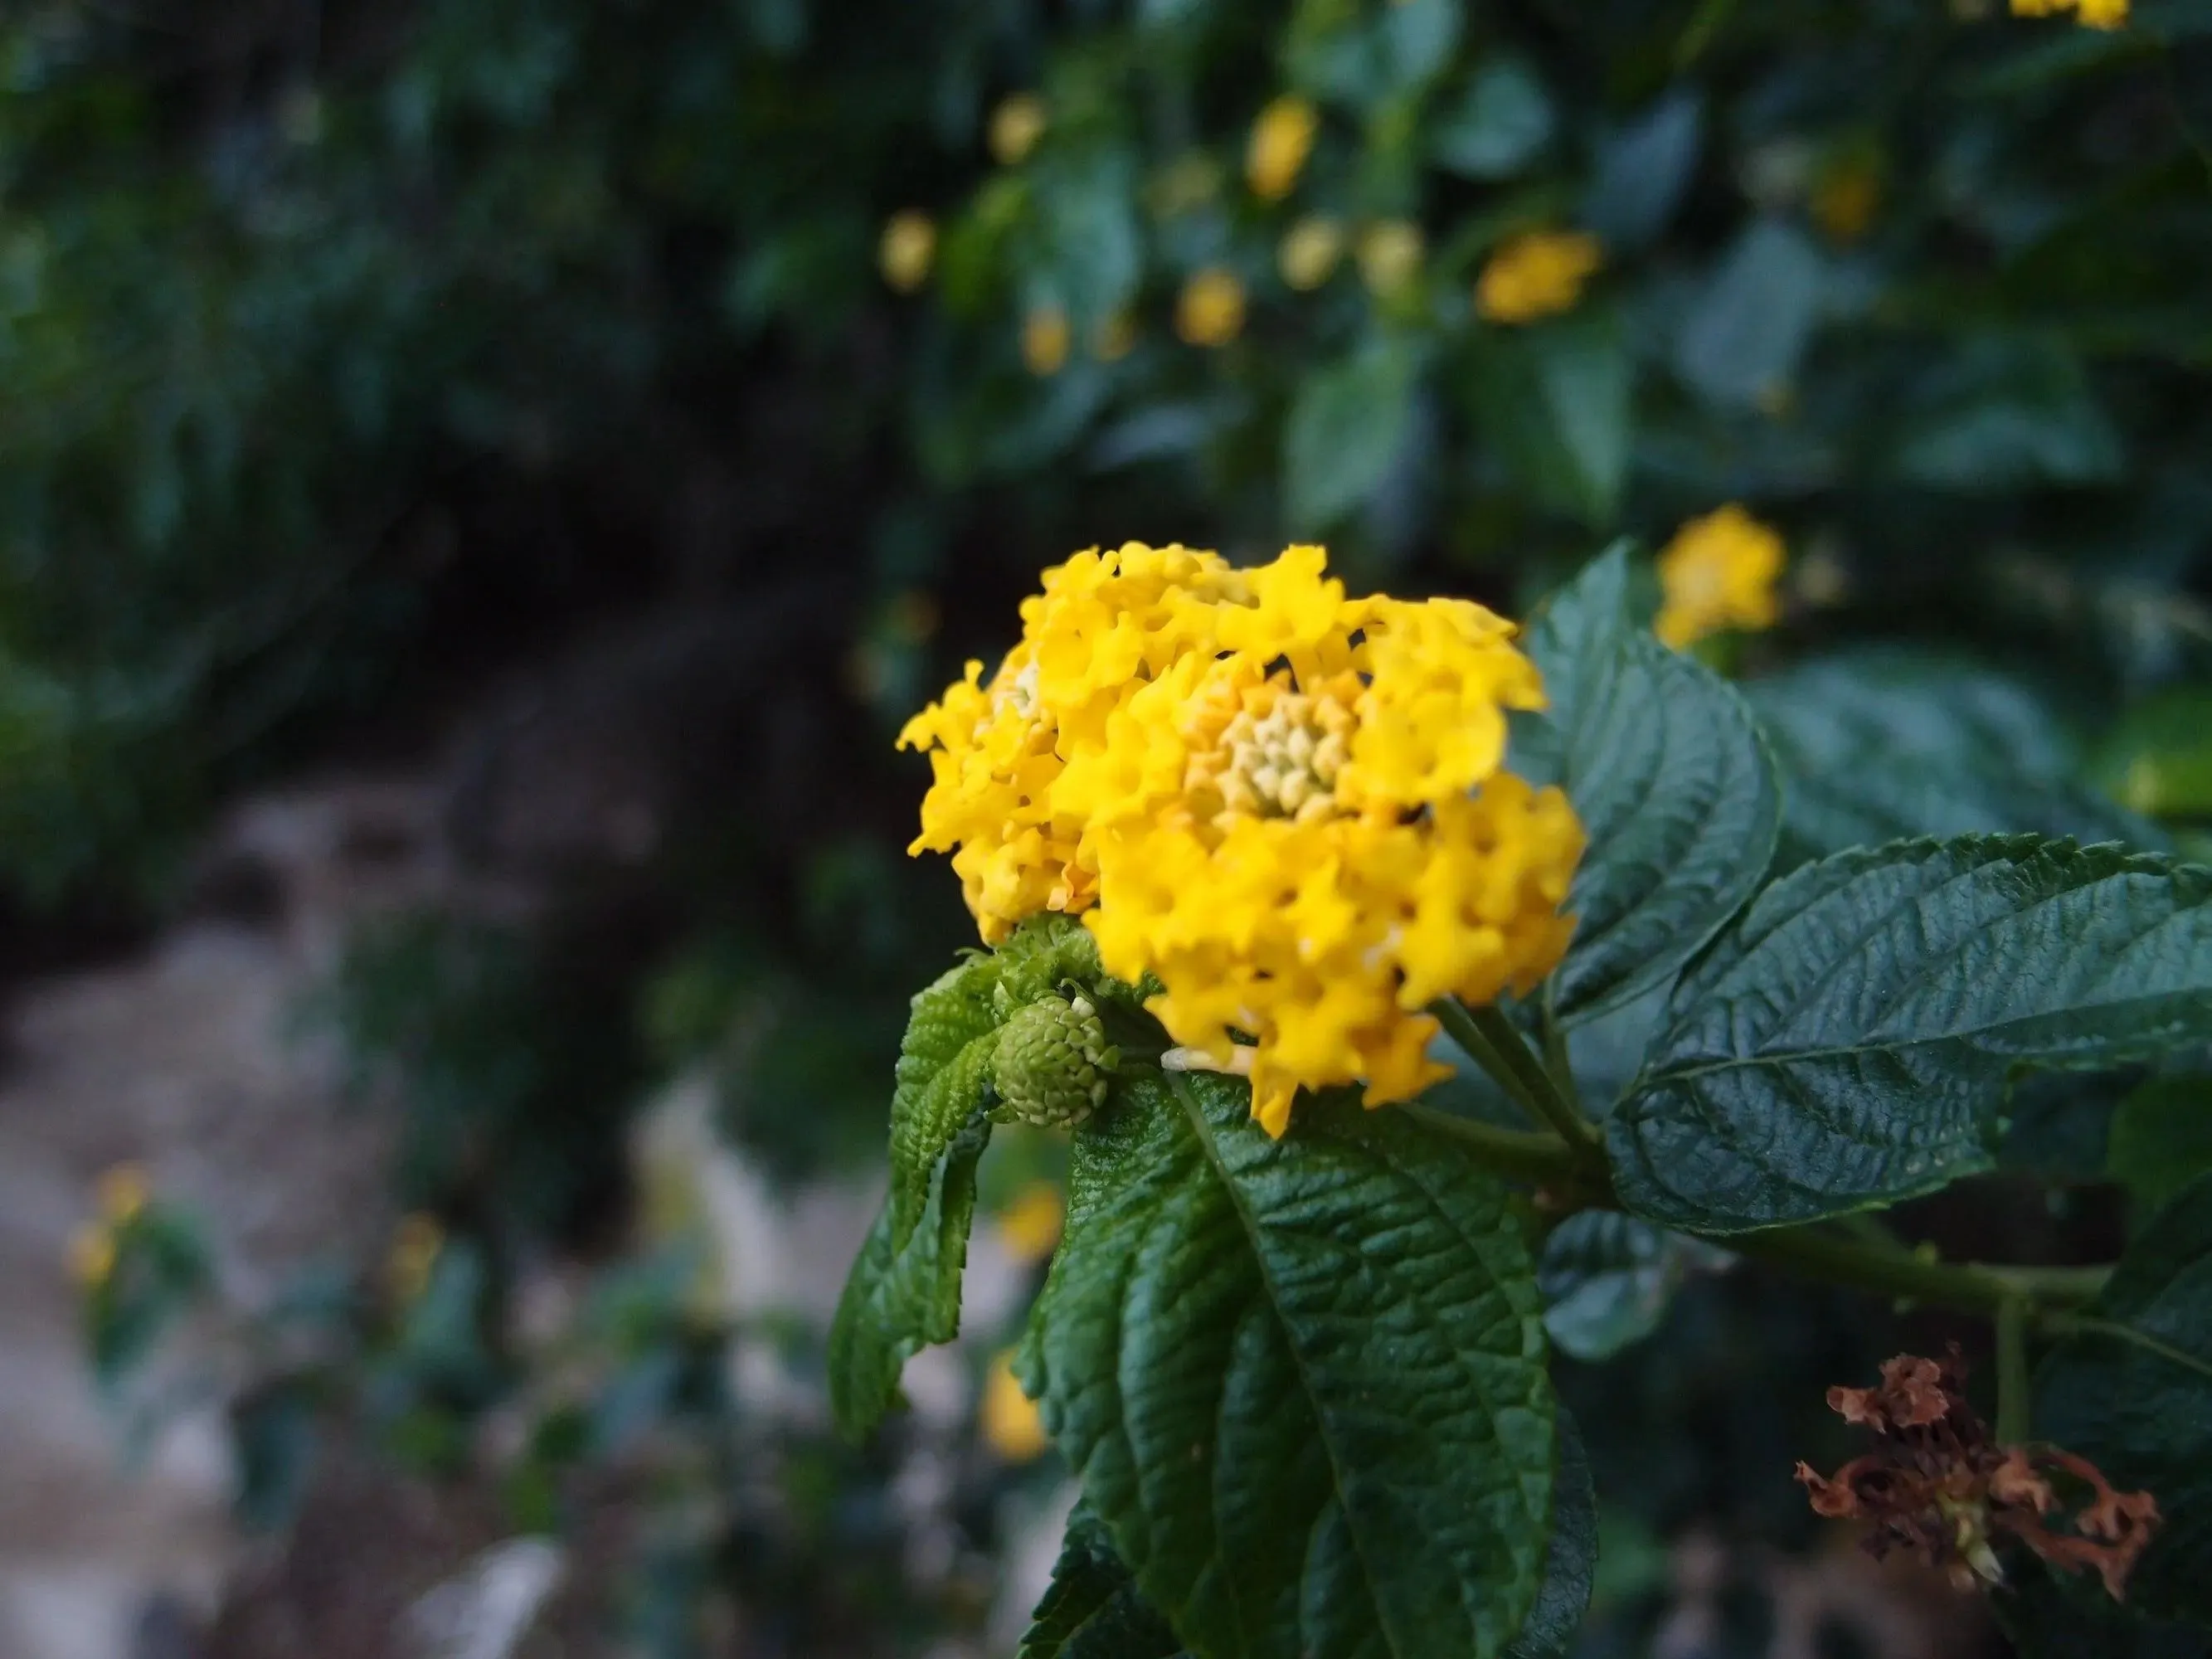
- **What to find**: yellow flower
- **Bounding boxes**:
[1279,216,1345,291]
[901,543,1584,1136]
[1476,229,1604,326]
[996,1180,1065,1264]
[1021,304,1071,376]
[1356,220,1425,299]
[1811,163,1880,246]
[1655,504,1788,649]
[878,211,936,292]
[1247,95,1319,202]
[981,1349,1049,1461]
[69,1223,117,1288]
[2010,0,2127,26]
[1093,308,1137,362]
[96,1163,150,1224]
[1176,268,1246,347]
[386,1212,445,1304]
[989,94,1048,165]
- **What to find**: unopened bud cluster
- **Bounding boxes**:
[992,992,1116,1129]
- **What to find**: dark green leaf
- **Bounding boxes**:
[1612,837,2212,1232]
[1993,1554,2210,1659]
[1023,1505,1189,1659]
[1673,218,1824,411]
[1432,61,1554,180]
[1025,1070,1554,1659]
[1887,338,2123,491]
[1584,92,1702,251]
[1285,342,1421,533]
[2035,1170,2212,1626]
[2110,1076,2212,1224]
[1472,314,1632,528]
[1749,649,2161,866]
[1537,1214,1728,1363]
[1516,547,1782,1027]
[1507,1413,1595,1659]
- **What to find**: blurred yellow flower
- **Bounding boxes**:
[1278,216,1345,291]
[1175,268,1246,347]
[386,1212,445,1304]
[1247,95,1320,202]
[69,1223,117,1288]
[2010,0,2127,27]
[96,1163,150,1224]
[1022,304,1072,376]
[878,211,936,292]
[900,543,1583,1136]
[1356,219,1425,299]
[1093,308,1137,362]
[1476,229,1603,326]
[981,1349,1049,1461]
[997,1180,1065,1264]
[1655,505,1787,649]
[989,94,1048,165]
[1811,163,1881,245]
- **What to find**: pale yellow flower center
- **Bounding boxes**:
[1195,686,1353,824]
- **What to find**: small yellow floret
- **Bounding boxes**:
[1176,268,1247,347]
[1247,95,1320,202]
[996,1180,1065,1264]
[878,212,936,292]
[2010,0,2127,27]
[96,1163,150,1224]
[1093,309,1137,362]
[69,1223,117,1288]
[1356,220,1425,299]
[1022,304,1072,376]
[386,1212,445,1304]
[1476,230,1603,325]
[1655,504,1787,649]
[981,1349,1049,1461]
[989,94,1048,165]
[1279,216,1345,291]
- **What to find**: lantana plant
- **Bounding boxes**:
[834,542,2211,1659]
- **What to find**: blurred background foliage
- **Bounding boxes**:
[16,0,2212,1654]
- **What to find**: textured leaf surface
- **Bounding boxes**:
[2035,1170,2212,1627]
[1537,1214,1728,1363]
[1611,837,2212,1231]
[1993,1556,2210,1659]
[1749,649,2157,866]
[1517,547,1781,1027]
[1506,1412,1594,1659]
[1023,1505,1189,1659]
[2109,1076,2212,1223]
[1025,1071,1553,1659]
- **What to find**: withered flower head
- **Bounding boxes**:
[1794,1348,2159,1601]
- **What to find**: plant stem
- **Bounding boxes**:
[1403,1106,1585,1189]
[1431,999,1548,1124]
[1455,1000,1604,1157]
[1724,1227,2109,1324]
[1996,1295,2031,1445]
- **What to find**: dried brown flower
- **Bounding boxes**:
[1794,1348,2160,1600]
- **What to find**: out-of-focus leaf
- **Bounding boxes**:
[1432,60,1554,179]
[1471,312,1631,527]
[1674,218,1824,411]
[1283,340,1420,532]
[1888,338,2123,490]
[2109,1075,2212,1222]
[2095,688,2212,822]
[1538,1214,1728,1363]
[1507,1413,1596,1659]
[1584,92,1702,251]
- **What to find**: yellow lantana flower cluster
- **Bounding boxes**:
[1476,229,1604,325]
[1655,504,1787,649]
[900,543,1585,1136]
[2010,0,2127,27]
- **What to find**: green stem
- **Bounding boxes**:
[1725,1227,2109,1323]
[1402,1105,1585,1189]
[1996,1295,2031,1446]
[1460,1000,1603,1156]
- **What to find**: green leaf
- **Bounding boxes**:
[1024,1070,1554,1659]
[2110,1076,2212,1224]
[1537,1214,1728,1364]
[1284,342,1421,533]
[1611,837,2212,1233]
[1023,1505,1189,1659]
[1431,61,1554,180]
[2035,1170,2212,1627]
[1887,338,2124,491]
[1749,649,2161,866]
[2093,687,2212,822]
[1471,313,1632,528]
[1506,1412,1595,1659]
[1993,1555,2210,1659]
[1584,92,1701,251]
[1515,547,1782,1027]
[1673,217,1824,411]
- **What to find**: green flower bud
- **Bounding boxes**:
[993,992,1116,1129]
